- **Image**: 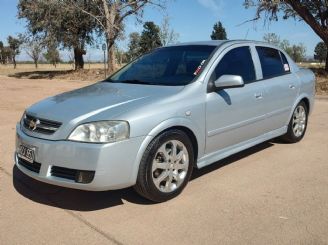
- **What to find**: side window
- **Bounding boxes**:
[256,46,286,79]
[280,51,291,72]
[212,46,256,84]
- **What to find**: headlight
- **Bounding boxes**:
[68,121,129,143]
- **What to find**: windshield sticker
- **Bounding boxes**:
[193,60,206,76]
[284,63,290,72]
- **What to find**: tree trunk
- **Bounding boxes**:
[103,0,116,75]
[284,1,328,71]
[74,47,85,70]
[286,1,328,44]
[325,49,328,71]
[34,60,38,68]
[13,56,16,69]
[107,43,116,74]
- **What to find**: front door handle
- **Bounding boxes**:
[254,93,263,100]
[289,84,296,89]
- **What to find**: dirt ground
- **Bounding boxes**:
[0,76,328,245]
[0,63,114,82]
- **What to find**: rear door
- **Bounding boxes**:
[205,45,267,155]
[255,46,299,131]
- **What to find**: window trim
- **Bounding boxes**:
[279,51,291,75]
[255,46,291,80]
[206,45,257,92]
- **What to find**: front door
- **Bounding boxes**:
[205,45,267,155]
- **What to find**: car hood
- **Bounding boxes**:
[24,82,183,139]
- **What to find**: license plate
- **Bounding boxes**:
[18,144,35,163]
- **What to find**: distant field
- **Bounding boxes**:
[298,62,325,68]
[0,63,105,75]
[0,63,110,81]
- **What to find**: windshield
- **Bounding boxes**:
[107,45,216,86]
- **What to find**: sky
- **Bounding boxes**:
[0,0,321,61]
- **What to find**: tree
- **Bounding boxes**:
[279,39,291,52]
[44,46,61,67]
[65,0,166,74]
[7,36,22,69]
[0,41,3,64]
[314,42,327,64]
[263,33,281,46]
[68,50,75,69]
[115,46,128,65]
[23,37,43,68]
[262,33,306,62]
[126,32,141,61]
[0,46,13,65]
[139,21,162,55]
[290,43,306,62]
[18,0,99,70]
[159,15,179,46]
[244,0,328,71]
[210,21,227,40]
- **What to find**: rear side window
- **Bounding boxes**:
[256,46,288,79]
[213,46,256,83]
[280,51,291,72]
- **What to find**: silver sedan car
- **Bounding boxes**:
[15,40,315,202]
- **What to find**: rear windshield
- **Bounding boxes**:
[107,45,216,86]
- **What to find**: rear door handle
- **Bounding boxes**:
[289,84,296,89]
[254,93,263,100]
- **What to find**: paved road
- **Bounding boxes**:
[1,77,327,245]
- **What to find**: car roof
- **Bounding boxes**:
[166,40,275,47]
[166,40,228,47]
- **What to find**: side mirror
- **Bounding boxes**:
[214,75,244,90]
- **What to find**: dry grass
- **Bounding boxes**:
[312,68,328,95]
[298,63,328,95]
[0,63,109,82]
[298,62,325,69]
[0,63,106,74]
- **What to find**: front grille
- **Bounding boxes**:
[23,114,62,135]
[51,166,77,181]
[18,157,41,173]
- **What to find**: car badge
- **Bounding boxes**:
[29,119,40,131]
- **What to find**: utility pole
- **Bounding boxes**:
[102,43,107,78]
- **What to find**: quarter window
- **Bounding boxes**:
[256,46,288,79]
[280,51,291,72]
[212,46,256,83]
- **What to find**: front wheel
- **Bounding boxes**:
[281,101,308,143]
[134,130,194,202]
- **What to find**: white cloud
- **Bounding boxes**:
[197,0,223,14]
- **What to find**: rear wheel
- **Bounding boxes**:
[134,129,194,202]
[281,101,308,143]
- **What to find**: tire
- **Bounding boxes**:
[281,101,308,143]
[134,129,194,202]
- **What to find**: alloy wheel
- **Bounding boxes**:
[151,140,189,193]
[292,105,307,137]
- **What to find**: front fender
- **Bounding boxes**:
[129,117,204,185]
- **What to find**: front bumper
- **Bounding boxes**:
[15,123,147,191]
